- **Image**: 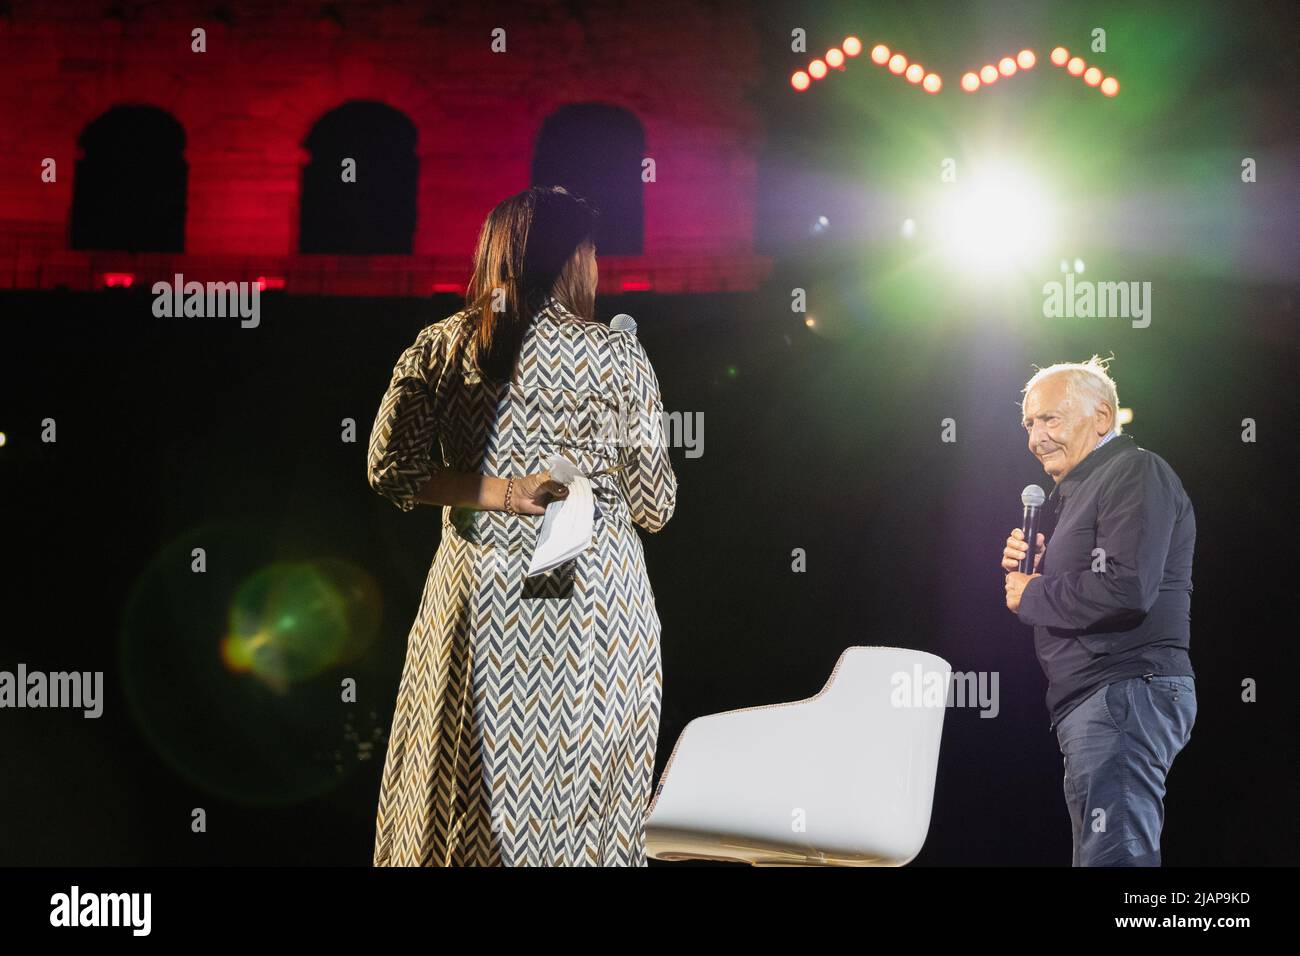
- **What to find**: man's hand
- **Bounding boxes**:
[1004,571,1040,614]
[1001,527,1045,573]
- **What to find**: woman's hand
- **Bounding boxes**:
[508,470,569,515]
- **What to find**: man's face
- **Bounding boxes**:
[1022,374,1107,481]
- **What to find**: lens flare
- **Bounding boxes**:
[932,160,1059,277]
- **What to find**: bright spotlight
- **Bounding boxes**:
[871,44,890,65]
[1017,49,1036,69]
[961,72,980,92]
[979,64,998,84]
[843,36,863,57]
[931,161,1058,277]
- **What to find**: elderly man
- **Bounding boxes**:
[1001,357,1197,866]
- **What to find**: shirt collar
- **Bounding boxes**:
[1048,431,1131,503]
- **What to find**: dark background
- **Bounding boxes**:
[1,0,1297,866]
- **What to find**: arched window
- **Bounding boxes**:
[531,104,645,255]
[299,101,418,254]
[70,106,187,252]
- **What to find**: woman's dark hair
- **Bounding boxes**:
[463,185,599,381]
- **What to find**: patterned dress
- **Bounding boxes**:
[366,295,677,866]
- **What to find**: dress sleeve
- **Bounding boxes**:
[615,333,678,533]
[366,324,445,512]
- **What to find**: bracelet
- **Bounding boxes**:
[504,476,516,515]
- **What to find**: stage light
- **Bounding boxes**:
[931,160,1058,277]
[923,72,942,93]
[809,58,827,79]
[1017,49,1036,69]
[791,70,810,91]
[805,316,816,328]
[961,72,980,92]
[998,57,1017,76]
[1100,76,1119,96]
[1050,46,1068,66]
[826,48,845,68]
[871,44,890,65]
[255,275,285,291]
[1067,56,1085,76]
[1083,66,1102,86]
[1074,258,1085,273]
[0,432,6,448]
[103,272,134,288]
[906,63,924,83]
[888,53,907,74]
[901,218,917,238]
[1117,407,1134,427]
[979,64,998,84]
[844,36,862,57]
[1059,259,1070,273]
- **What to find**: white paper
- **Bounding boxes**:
[525,457,595,577]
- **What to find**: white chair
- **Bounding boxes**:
[645,645,951,866]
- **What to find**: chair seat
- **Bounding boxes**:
[645,645,951,866]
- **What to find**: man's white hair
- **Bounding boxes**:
[1021,355,1120,434]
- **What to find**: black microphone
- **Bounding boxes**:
[1019,484,1046,574]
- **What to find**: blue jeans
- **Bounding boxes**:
[1053,675,1196,866]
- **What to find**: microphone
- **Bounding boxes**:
[610,313,637,333]
[1019,485,1046,574]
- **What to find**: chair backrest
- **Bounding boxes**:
[646,645,952,865]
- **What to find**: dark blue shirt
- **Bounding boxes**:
[1018,434,1196,730]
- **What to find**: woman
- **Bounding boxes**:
[366,185,677,866]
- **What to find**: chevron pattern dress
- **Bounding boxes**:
[366,295,677,866]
